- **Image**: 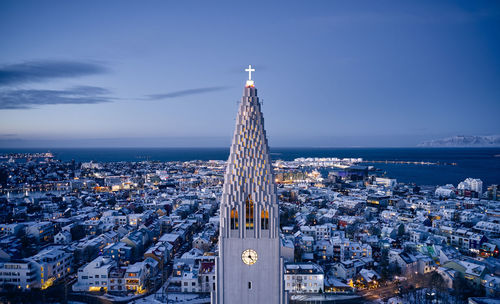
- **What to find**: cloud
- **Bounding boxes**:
[148,86,228,100]
[0,60,107,86]
[0,86,114,109]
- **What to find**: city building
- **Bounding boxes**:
[458,178,483,196]
[284,263,324,293]
[0,260,40,290]
[73,256,116,292]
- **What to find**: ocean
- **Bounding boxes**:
[1,147,499,187]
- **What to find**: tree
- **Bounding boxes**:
[423,217,432,227]
[365,212,374,222]
[0,168,9,187]
[379,249,391,280]
[306,213,316,225]
[294,246,304,263]
[345,223,360,238]
[398,224,405,237]
[452,273,468,302]
[279,208,296,227]
[135,205,145,213]
[389,263,401,276]
[429,272,447,292]
[20,235,37,257]
[70,224,85,241]
[369,225,381,237]
[107,198,117,208]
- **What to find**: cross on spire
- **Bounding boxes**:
[245,65,255,80]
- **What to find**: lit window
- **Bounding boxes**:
[230,208,239,230]
[245,196,254,229]
[261,209,269,230]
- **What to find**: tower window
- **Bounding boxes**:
[230,208,238,229]
[245,196,254,229]
[248,281,252,289]
[261,209,269,230]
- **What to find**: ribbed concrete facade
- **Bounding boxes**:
[214,81,285,304]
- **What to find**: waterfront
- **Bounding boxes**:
[1,147,499,186]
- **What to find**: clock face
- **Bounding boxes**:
[241,249,258,265]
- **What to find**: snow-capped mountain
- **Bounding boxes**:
[418,135,500,147]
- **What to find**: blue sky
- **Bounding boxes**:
[1,0,499,147]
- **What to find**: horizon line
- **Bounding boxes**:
[1,146,500,150]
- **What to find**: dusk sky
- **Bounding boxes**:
[1,0,499,147]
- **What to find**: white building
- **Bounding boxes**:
[374,177,397,188]
[332,260,357,280]
[0,260,40,290]
[474,221,500,234]
[181,270,198,293]
[348,242,372,259]
[128,213,146,227]
[81,161,102,169]
[281,238,295,263]
[0,223,25,236]
[74,256,116,292]
[26,221,54,242]
[30,247,72,289]
[54,231,72,244]
[284,263,324,293]
[198,261,216,293]
[389,251,417,276]
[435,185,456,198]
[315,225,331,240]
[458,178,483,196]
[101,210,128,226]
[417,256,435,274]
[0,248,73,290]
[125,262,147,293]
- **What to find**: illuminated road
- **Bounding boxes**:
[359,282,399,301]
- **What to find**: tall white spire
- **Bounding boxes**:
[215,67,286,304]
[220,64,277,239]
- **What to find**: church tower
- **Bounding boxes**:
[214,66,286,304]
